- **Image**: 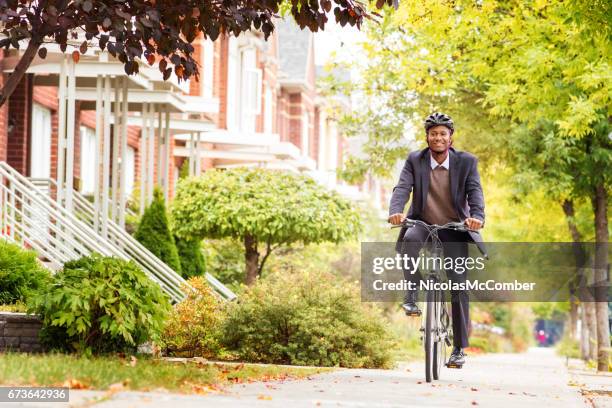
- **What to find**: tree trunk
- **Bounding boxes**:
[592,184,610,371]
[0,38,43,107]
[586,301,599,361]
[244,234,259,286]
[561,200,586,344]
[580,304,590,360]
[569,302,578,340]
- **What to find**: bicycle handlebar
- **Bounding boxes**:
[390,218,477,233]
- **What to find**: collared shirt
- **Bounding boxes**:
[430,152,450,170]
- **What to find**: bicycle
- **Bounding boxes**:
[391,218,473,383]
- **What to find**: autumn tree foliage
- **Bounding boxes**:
[0,0,393,106]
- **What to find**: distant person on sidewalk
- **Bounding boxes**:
[388,112,486,368]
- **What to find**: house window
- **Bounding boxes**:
[79,126,96,194]
[301,111,309,157]
[30,104,51,179]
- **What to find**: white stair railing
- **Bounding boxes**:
[0,161,185,302]
[27,175,236,301]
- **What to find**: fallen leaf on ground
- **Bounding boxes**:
[471,387,478,391]
[130,356,137,367]
[63,379,88,389]
[471,401,478,405]
[258,394,273,400]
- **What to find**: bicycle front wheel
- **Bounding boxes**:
[432,289,446,380]
[424,288,436,383]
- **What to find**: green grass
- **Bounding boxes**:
[0,353,331,393]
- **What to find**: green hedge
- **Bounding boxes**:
[29,254,171,354]
[175,236,206,279]
[135,189,182,274]
[0,240,50,304]
[221,269,394,368]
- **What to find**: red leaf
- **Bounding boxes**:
[79,40,88,54]
[72,50,80,63]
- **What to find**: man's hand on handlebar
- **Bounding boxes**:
[464,217,483,231]
[388,213,404,226]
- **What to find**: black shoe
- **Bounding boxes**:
[401,290,421,316]
[447,347,465,367]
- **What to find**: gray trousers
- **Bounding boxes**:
[399,224,470,348]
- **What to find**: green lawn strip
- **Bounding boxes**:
[0,353,331,393]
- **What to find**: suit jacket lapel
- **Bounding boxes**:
[449,148,459,208]
[420,149,431,212]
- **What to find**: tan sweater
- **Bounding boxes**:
[422,166,460,225]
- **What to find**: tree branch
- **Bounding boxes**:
[257,240,281,276]
[0,37,43,107]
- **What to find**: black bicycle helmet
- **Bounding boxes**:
[424,112,454,134]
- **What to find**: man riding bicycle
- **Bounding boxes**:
[388,112,486,368]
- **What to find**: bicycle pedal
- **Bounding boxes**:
[446,363,463,369]
[404,310,422,317]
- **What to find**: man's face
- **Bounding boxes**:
[426,125,452,153]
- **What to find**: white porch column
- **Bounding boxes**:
[56,57,67,206]
[139,102,148,215]
[162,108,171,202]
[156,109,163,186]
[189,132,195,177]
[101,76,112,238]
[93,75,103,233]
[62,57,77,212]
[147,103,155,203]
[118,77,129,229]
[195,132,202,176]
[111,77,121,224]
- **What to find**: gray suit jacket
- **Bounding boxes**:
[389,147,487,255]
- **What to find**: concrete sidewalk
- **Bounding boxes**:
[567,357,612,408]
[5,348,600,408]
[84,348,591,407]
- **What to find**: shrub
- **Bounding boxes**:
[557,336,580,359]
[135,188,182,273]
[0,240,50,304]
[28,254,171,354]
[175,236,206,279]
[221,269,394,368]
[161,276,226,358]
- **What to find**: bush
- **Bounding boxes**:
[221,269,394,368]
[135,189,181,273]
[557,336,580,359]
[175,236,206,279]
[0,240,50,304]
[28,254,171,354]
[161,277,226,358]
